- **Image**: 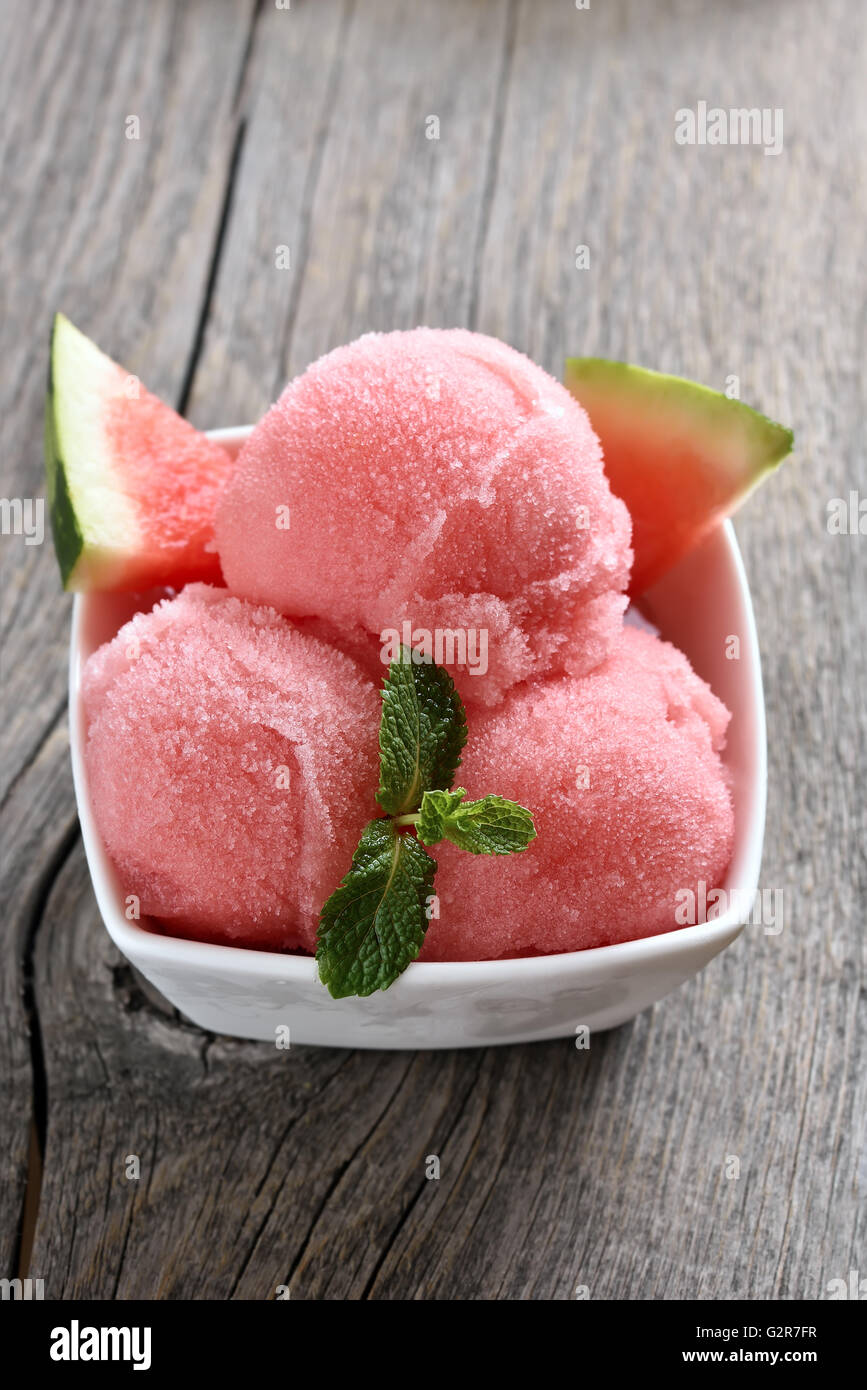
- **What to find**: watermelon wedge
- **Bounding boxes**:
[45,314,233,591]
[564,358,794,597]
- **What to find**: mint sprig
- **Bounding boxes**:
[416,788,536,856]
[316,650,536,999]
[316,820,436,998]
[376,644,467,815]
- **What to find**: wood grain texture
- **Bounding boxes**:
[0,0,258,1280]
[1,0,864,1300]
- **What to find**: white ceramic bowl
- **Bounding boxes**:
[69,426,766,1049]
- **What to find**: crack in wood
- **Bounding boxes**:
[273,0,356,394]
[176,118,249,419]
[14,817,81,1278]
[280,1054,416,1297]
[225,1049,355,1299]
[0,696,68,814]
[467,0,519,331]
[361,1049,488,1299]
[231,0,267,114]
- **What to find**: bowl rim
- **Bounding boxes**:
[69,426,767,990]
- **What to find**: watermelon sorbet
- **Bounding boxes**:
[82,590,734,959]
[422,628,734,960]
[215,328,632,707]
[78,326,737,964]
[82,585,380,949]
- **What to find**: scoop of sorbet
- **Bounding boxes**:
[81,583,380,949]
[418,627,735,960]
[215,328,632,706]
[82,596,733,964]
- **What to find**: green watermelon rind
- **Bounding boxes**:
[45,313,144,590]
[45,346,85,588]
[564,357,794,592]
[564,357,793,485]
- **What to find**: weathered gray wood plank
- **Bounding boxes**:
[0,0,257,1280]
[1,0,864,1300]
[469,0,867,1300]
[185,0,512,425]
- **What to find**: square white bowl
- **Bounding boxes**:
[69,426,766,1049]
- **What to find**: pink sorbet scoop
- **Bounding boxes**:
[81,583,380,950]
[215,328,632,706]
[420,627,735,961]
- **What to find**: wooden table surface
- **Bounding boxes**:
[1,0,864,1301]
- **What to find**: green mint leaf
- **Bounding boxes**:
[376,645,468,816]
[417,790,536,856]
[416,787,467,845]
[316,819,437,998]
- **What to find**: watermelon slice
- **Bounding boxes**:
[45,314,233,591]
[564,358,793,597]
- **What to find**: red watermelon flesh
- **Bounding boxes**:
[45,313,233,591]
[564,358,793,596]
